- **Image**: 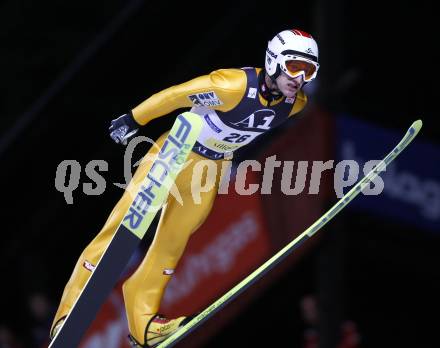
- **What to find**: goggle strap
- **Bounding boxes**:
[281,49,318,63]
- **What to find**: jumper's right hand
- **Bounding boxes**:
[109,112,140,145]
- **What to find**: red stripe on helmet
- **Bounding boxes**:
[291,29,312,38]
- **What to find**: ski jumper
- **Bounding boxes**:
[51,67,307,344]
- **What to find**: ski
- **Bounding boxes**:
[157,119,423,347]
[49,112,203,348]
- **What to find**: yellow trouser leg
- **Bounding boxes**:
[122,153,224,344]
[50,133,169,332]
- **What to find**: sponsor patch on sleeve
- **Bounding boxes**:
[83,260,96,272]
[188,91,223,107]
[247,87,257,99]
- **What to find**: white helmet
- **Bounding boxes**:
[265,29,319,82]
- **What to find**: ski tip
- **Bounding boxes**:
[411,119,423,134]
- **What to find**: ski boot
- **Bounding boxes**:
[128,314,191,347]
[49,316,66,340]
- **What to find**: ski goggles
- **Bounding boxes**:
[281,57,319,82]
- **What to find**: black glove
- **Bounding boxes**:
[109,111,140,145]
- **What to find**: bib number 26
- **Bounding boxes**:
[223,133,251,143]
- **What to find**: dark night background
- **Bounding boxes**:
[1,1,439,347]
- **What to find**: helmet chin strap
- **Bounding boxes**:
[260,70,282,102]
